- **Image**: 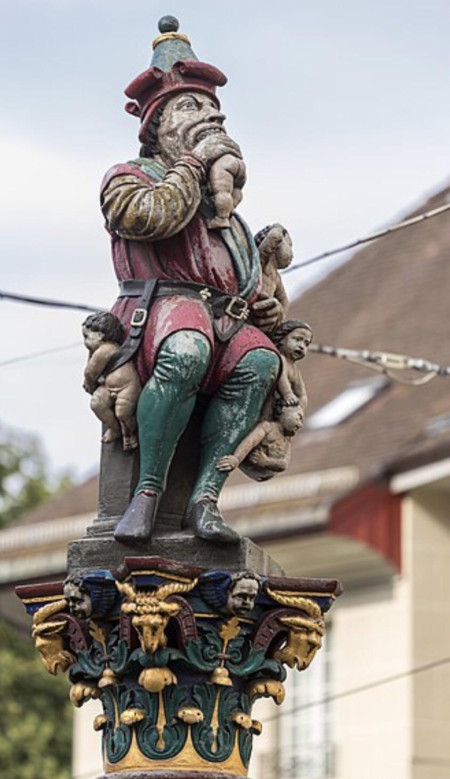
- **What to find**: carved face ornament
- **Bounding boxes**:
[226,577,259,616]
[63,582,93,619]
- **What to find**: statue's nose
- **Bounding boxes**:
[204,105,226,123]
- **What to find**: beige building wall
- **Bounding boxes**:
[251,534,413,778]
[72,700,103,779]
[333,572,412,779]
[249,697,280,778]
[409,488,450,779]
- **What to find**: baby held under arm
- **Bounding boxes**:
[82,312,141,452]
[208,153,246,229]
[216,403,304,477]
[253,223,294,321]
[271,320,312,408]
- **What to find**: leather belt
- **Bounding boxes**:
[103,279,249,375]
[118,279,249,323]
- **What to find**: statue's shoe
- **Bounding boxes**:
[114,491,159,544]
[182,498,240,545]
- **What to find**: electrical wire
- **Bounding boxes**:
[264,655,450,722]
[1,199,450,318]
[0,342,81,368]
[2,338,450,386]
[0,289,104,313]
[282,201,450,274]
[310,343,450,385]
[2,198,450,376]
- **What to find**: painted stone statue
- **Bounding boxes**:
[98,15,306,547]
[17,18,342,779]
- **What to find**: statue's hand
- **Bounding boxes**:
[248,449,268,467]
[193,134,242,169]
[216,454,239,472]
[83,380,94,395]
[283,392,300,407]
[251,293,284,333]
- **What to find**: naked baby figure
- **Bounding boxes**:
[82,312,141,451]
[271,320,312,408]
[253,223,294,325]
[208,153,247,229]
[216,401,304,481]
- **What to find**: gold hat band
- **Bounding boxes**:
[152,32,191,49]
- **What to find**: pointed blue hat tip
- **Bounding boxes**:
[158,15,180,33]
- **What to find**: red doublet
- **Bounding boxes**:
[102,162,278,394]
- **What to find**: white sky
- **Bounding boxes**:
[2,0,450,481]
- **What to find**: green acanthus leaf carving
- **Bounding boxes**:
[109,637,132,674]
[136,684,189,760]
[131,645,185,669]
[225,647,267,677]
[102,686,133,764]
[190,684,241,763]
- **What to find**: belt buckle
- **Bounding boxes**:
[225,296,248,321]
[130,308,147,327]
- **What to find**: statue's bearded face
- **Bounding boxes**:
[155,91,227,166]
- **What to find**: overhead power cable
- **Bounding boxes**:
[2,200,450,318]
[2,337,450,384]
[282,201,450,274]
[0,342,81,368]
[0,289,104,313]
[264,654,450,722]
[310,343,450,385]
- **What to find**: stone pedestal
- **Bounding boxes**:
[69,406,281,576]
[68,531,283,577]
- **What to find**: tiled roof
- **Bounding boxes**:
[286,182,450,481]
[15,474,98,526]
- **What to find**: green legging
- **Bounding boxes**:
[135,330,280,501]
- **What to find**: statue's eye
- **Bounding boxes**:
[179,98,197,111]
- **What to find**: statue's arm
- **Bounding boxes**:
[231,422,270,464]
[101,158,205,241]
[274,274,290,317]
[216,422,270,472]
[84,345,117,392]
[293,370,308,409]
[277,357,294,398]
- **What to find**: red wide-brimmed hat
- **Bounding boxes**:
[124,15,227,142]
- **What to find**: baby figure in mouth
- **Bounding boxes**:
[208,153,247,229]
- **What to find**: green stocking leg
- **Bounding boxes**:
[114,330,211,543]
[183,347,280,543]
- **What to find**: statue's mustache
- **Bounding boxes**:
[182,118,232,149]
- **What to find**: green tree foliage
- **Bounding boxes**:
[0,621,73,779]
[0,425,72,528]
[0,426,74,776]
